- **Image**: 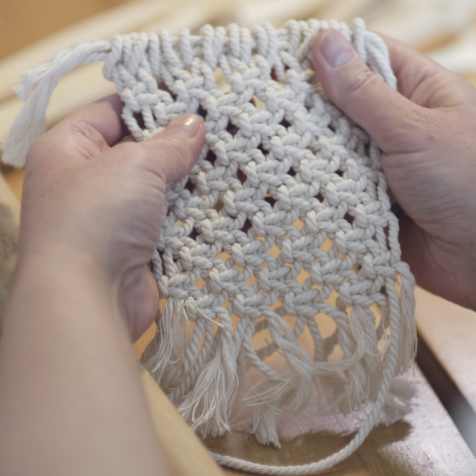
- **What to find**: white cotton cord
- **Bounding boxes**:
[2,41,111,167]
[352,18,397,90]
[1,18,416,475]
[210,278,404,475]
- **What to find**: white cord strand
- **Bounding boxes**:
[1,19,415,476]
[211,279,404,475]
[3,41,111,167]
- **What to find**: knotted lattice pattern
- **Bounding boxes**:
[107,15,416,456]
[3,18,416,476]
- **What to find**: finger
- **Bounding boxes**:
[116,114,206,185]
[310,29,427,152]
[62,94,127,146]
[379,34,443,90]
[36,95,127,163]
[380,33,474,106]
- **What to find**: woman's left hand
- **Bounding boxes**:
[18,96,205,339]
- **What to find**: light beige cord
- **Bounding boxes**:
[3,18,416,475]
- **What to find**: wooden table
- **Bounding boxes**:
[207,369,476,475]
[140,314,476,476]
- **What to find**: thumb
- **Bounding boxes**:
[310,30,424,151]
[120,114,205,184]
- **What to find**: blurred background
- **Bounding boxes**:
[2,0,476,61]
[2,0,476,62]
[1,0,475,197]
[1,0,475,163]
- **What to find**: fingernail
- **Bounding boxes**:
[318,30,355,68]
[169,114,202,137]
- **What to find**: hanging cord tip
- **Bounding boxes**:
[2,41,111,168]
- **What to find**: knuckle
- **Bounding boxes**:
[394,107,435,152]
[147,137,192,179]
[24,131,55,169]
[117,141,141,160]
[136,160,168,196]
[155,138,188,163]
[118,136,192,187]
[68,120,103,145]
[118,142,167,183]
[66,120,107,158]
[345,68,381,99]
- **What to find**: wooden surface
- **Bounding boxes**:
[0,0,231,153]
[416,287,476,440]
[416,288,476,410]
[0,0,186,102]
[134,298,476,475]
[208,368,476,476]
[0,174,19,224]
[142,369,225,476]
[0,0,128,59]
[0,174,18,323]
[1,1,476,156]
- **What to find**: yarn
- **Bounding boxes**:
[3,18,416,475]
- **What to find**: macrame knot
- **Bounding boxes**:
[3,18,416,476]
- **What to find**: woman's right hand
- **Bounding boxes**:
[310,30,476,310]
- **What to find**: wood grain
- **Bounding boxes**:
[416,287,476,409]
[207,368,476,476]
[142,368,225,476]
[0,0,174,102]
[0,0,232,104]
[137,315,476,475]
[0,0,127,59]
[0,174,18,320]
[0,174,19,223]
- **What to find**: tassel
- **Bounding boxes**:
[397,262,417,371]
[178,339,238,438]
[381,376,417,425]
[379,264,416,424]
[142,299,184,386]
[2,41,111,167]
[251,406,281,447]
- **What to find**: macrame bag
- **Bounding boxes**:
[3,19,416,475]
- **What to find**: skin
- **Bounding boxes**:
[0,30,475,475]
[311,30,476,309]
[0,104,205,476]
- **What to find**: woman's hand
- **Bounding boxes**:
[18,96,205,339]
[0,99,205,476]
[311,30,476,310]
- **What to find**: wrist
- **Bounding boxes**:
[11,245,139,338]
[16,245,107,285]
[12,245,121,316]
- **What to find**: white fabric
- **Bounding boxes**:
[3,19,416,475]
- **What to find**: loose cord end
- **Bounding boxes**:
[352,18,397,90]
[2,41,111,167]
